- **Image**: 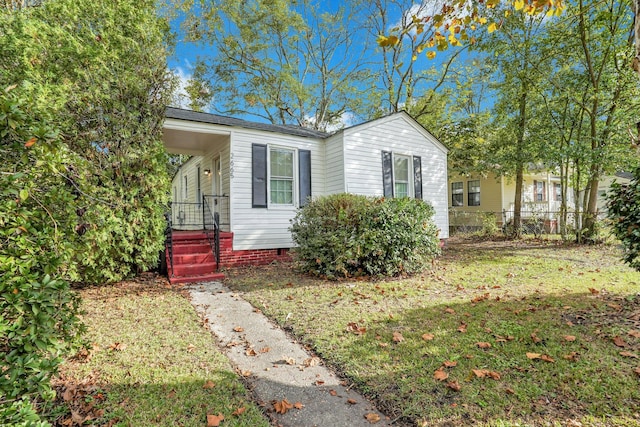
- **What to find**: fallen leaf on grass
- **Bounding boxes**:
[563,335,576,342]
[24,137,37,148]
[447,380,461,391]
[628,330,640,338]
[613,336,628,348]
[457,323,467,333]
[526,352,541,360]
[620,351,639,359]
[422,333,435,341]
[273,399,293,414]
[540,354,555,363]
[365,413,381,423]
[202,380,216,389]
[108,342,127,351]
[476,342,491,349]
[472,369,500,380]
[392,331,404,342]
[634,367,640,377]
[530,332,542,343]
[347,322,367,335]
[347,398,358,405]
[563,352,580,361]
[232,407,246,416]
[471,293,490,303]
[434,368,449,381]
[443,360,458,368]
[588,288,599,295]
[444,308,456,314]
[505,387,515,394]
[206,413,224,427]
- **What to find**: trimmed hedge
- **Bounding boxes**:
[290,194,441,278]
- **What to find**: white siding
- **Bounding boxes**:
[324,133,346,194]
[229,129,325,250]
[340,114,449,239]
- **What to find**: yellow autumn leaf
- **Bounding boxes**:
[487,23,498,33]
[427,51,436,59]
[514,0,525,10]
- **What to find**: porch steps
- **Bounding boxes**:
[167,231,223,284]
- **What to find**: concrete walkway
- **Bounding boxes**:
[188,282,391,427]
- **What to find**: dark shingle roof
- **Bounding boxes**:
[165,107,329,139]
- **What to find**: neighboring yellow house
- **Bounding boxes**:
[448,171,575,234]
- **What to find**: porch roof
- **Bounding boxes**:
[166,107,329,139]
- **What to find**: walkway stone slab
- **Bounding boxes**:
[188,282,391,427]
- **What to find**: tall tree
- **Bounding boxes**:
[181,0,375,131]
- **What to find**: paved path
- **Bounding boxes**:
[188,282,391,427]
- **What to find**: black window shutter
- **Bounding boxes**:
[299,149,311,206]
[413,155,423,200]
[382,151,393,197]
[252,144,267,208]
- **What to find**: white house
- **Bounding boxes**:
[163,107,448,279]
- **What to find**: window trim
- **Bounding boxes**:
[393,154,412,198]
[534,180,546,202]
[269,146,296,206]
[553,182,562,202]
[382,151,421,199]
[468,179,480,206]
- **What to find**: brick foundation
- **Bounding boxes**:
[219,232,291,267]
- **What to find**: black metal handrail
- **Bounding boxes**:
[164,211,174,277]
[170,195,229,231]
[202,196,220,270]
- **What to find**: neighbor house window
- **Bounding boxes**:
[554,183,562,201]
[468,180,480,206]
[452,182,464,206]
[394,155,411,197]
[534,180,546,201]
[381,151,422,199]
[270,148,294,205]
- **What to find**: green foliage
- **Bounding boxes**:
[0,86,83,425]
[607,169,640,270]
[290,194,440,278]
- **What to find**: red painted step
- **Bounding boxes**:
[166,230,223,283]
[169,272,225,285]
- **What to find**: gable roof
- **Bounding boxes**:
[166,107,329,139]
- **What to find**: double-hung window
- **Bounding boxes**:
[270,148,294,205]
[252,144,312,208]
[468,180,480,206]
[451,182,463,206]
[534,180,546,202]
[382,151,422,199]
[553,183,562,201]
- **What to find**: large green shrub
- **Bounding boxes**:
[607,169,640,270]
[0,86,84,425]
[290,194,441,278]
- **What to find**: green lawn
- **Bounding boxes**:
[54,275,270,427]
[225,237,640,426]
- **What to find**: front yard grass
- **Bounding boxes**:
[54,275,270,427]
[225,237,640,426]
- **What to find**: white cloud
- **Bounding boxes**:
[169,66,192,109]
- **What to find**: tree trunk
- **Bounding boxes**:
[512,164,524,238]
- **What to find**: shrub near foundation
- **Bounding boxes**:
[290,194,440,278]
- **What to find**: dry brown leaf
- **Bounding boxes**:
[365,413,381,423]
[62,386,75,402]
[526,352,541,360]
[634,367,640,377]
[476,342,491,349]
[392,331,404,342]
[315,380,325,386]
[245,348,257,356]
[457,323,467,333]
[422,333,435,341]
[443,360,458,368]
[530,333,542,343]
[540,354,555,363]
[283,356,296,365]
[303,357,320,367]
[233,326,244,332]
[588,288,599,295]
[109,342,127,351]
[472,369,487,378]
[487,371,501,380]
[273,399,294,414]
[444,307,456,314]
[202,380,216,389]
[447,380,461,391]
[329,389,338,396]
[628,330,640,338]
[347,398,358,405]
[232,407,246,416]
[620,351,639,358]
[564,352,580,361]
[240,370,251,377]
[613,336,628,348]
[24,137,37,148]
[293,402,304,409]
[434,368,449,381]
[207,413,225,427]
[563,335,576,342]
[347,322,366,335]
[260,347,271,353]
[505,387,515,394]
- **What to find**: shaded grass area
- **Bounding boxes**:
[225,238,640,426]
[54,274,269,427]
